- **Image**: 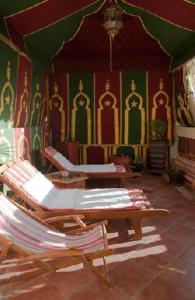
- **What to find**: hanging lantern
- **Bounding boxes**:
[103,1,123,71]
[103,2,123,40]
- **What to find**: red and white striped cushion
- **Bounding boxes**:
[3,160,38,187]
[44,146,57,156]
[0,194,105,254]
[116,165,126,173]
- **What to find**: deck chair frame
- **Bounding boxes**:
[40,147,141,188]
[0,195,113,287]
[0,158,169,240]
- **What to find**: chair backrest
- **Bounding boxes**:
[42,146,120,173]
[0,192,105,255]
[42,146,74,171]
[0,158,49,211]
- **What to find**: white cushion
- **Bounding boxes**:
[72,163,116,173]
[54,152,74,171]
[54,152,116,173]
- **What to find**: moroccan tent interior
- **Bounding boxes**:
[0,0,194,172]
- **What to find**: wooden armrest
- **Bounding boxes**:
[44,214,85,223]
[67,220,108,235]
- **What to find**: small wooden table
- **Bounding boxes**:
[46,171,88,188]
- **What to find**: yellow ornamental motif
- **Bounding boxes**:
[124,80,145,145]
[30,83,42,126]
[16,72,29,127]
[0,61,14,128]
[49,82,65,142]
[97,80,119,144]
[33,128,41,151]
[152,78,172,142]
[71,80,91,144]
[17,134,31,161]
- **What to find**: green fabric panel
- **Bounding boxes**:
[69,73,94,144]
[0,41,18,128]
[0,128,14,163]
[172,38,195,69]
[30,126,42,166]
[29,66,45,126]
[118,0,195,67]
[121,71,147,144]
[24,0,104,61]
[0,15,9,37]
[0,1,42,17]
[31,126,42,150]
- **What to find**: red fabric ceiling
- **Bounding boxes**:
[5,0,95,36]
[53,14,171,72]
[3,0,195,72]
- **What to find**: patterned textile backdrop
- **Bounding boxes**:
[49,70,174,163]
[0,39,51,166]
[174,67,193,127]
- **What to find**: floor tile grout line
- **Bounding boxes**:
[129,240,194,300]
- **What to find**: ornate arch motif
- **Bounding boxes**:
[71,80,91,144]
[49,82,65,142]
[33,130,41,150]
[124,80,145,144]
[0,61,14,128]
[30,83,42,126]
[17,135,31,161]
[16,71,29,127]
[97,80,119,144]
[32,127,42,166]
[152,78,172,141]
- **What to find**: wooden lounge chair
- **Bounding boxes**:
[0,158,169,240]
[41,146,141,188]
[0,192,113,287]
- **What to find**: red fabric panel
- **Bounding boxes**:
[124,0,195,31]
[86,146,105,164]
[95,71,120,144]
[6,0,96,36]
[14,54,32,127]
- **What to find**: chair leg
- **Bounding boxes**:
[82,257,112,288]
[131,217,142,240]
[102,256,109,280]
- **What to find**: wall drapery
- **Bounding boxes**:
[174,67,194,127]
[0,39,50,165]
[49,70,174,163]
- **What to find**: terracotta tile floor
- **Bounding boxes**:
[1,174,195,300]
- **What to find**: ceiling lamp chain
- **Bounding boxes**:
[103,0,123,71]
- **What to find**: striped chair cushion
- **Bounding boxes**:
[0,194,105,254]
[3,160,38,187]
[44,146,57,156]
